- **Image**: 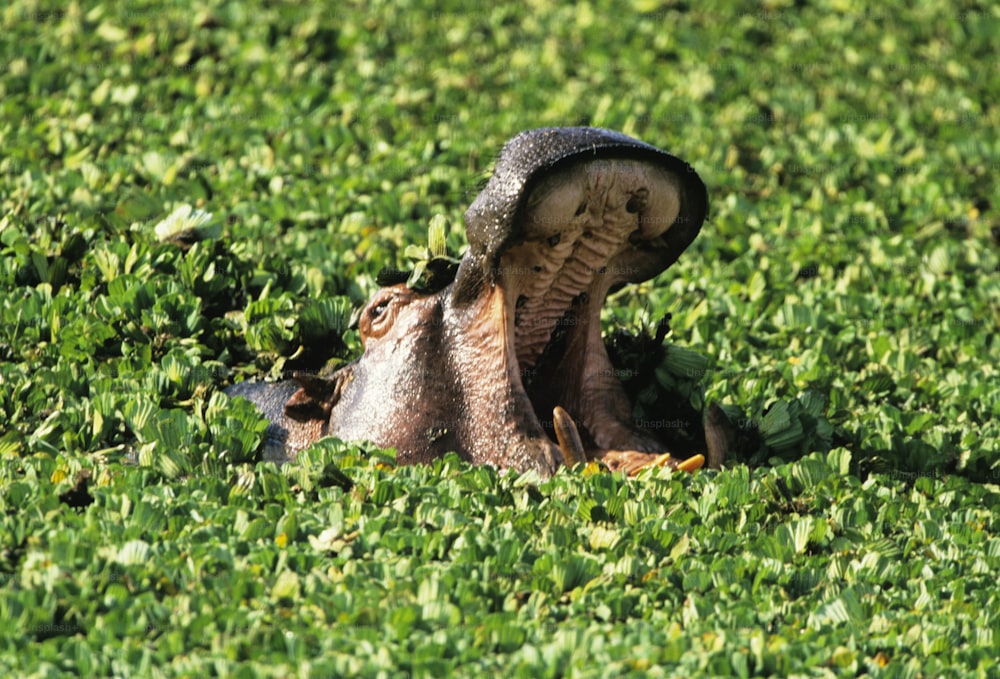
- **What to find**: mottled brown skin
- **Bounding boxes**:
[230,127,722,476]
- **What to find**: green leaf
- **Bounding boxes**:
[428,214,448,258]
[271,570,301,603]
[116,540,151,566]
[808,588,865,630]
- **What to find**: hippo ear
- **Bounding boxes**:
[283,371,347,422]
[452,127,707,303]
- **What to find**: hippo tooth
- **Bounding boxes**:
[597,450,705,475]
[552,405,587,466]
[558,405,705,476]
[675,454,706,473]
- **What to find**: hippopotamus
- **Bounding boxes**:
[229,127,719,477]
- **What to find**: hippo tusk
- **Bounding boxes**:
[664,453,705,473]
[553,405,588,467]
[553,406,705,475]
[596,448,705,475]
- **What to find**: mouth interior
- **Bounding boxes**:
[495,158,683,451]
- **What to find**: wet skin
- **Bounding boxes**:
[229,127,724,476]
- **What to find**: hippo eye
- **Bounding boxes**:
[370,299,390,320]
[361,293,401,342]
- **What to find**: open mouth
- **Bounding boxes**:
[483,156,706,473]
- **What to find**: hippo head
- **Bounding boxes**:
[232,127,709,476]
